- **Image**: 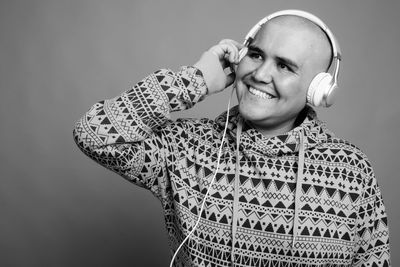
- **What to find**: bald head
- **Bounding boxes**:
[255,15,333,71]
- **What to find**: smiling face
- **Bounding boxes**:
[235,16,331,137]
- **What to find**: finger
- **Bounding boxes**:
[219,42,239,64]
[210,43,236,66]
[209,44,223,58]
[210,43,231,59]
[219,39,244,50]
[227,43,238,63]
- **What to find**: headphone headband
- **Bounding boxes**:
[244,10,341,61]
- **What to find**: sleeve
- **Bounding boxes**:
[72,66,208,197]
[352,160,391,266]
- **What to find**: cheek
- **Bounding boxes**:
[234,69,249,99]
[235,65,247,81]
[278,78,308,101]
[235,83,246,105]
[235,58,256,80]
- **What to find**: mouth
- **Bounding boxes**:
[248,86,276,100]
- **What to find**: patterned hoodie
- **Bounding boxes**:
[73,66,390,266]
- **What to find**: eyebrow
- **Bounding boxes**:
[276,56,299,71]
[247,44,299,71]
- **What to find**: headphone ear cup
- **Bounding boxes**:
[307,72,333,107]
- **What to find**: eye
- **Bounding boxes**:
[248,51,263,61]
[277,62,291,72]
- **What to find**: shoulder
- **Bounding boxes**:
[316,135,375,179]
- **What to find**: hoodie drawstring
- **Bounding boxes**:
[231,117,243,266]
[292,128,305,248]
[230,123,306,265]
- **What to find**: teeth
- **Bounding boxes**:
[249,87,274,99]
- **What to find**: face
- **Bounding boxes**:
[235,18,330,136]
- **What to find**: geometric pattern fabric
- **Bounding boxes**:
[73,67,390,266]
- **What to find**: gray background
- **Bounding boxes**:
[1,0,398,266]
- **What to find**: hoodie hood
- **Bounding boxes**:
[215,105,334,157]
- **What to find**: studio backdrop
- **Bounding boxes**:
[0,0,398,266]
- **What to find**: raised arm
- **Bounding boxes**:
[73,39,243,196]
[73,67,207,194]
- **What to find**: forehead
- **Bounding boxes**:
[251,16,330,67]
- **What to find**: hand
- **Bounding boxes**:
[194,39,244,95]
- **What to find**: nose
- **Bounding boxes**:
[251,60,273,84]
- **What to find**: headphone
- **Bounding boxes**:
[239,9,342,107]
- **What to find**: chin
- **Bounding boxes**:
[238,101,270,122]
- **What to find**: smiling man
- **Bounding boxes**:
[74,10,390,266]
[235,16,332,137]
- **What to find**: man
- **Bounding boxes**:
[73,10,390,266]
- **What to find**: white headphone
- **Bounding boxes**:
[240,9,342,107]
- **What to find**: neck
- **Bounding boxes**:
[246,119,296,138]
[244,108,308,138]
